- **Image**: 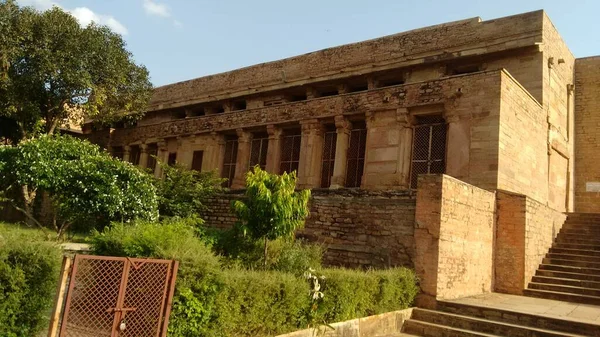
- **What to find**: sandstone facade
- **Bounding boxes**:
[83,10,600,298]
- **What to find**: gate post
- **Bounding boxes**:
[47,256,72,337]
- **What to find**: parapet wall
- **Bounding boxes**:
[201,189,417,269]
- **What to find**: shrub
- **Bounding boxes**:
[0,224,62,337]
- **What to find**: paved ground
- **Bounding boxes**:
[448,293,600,325]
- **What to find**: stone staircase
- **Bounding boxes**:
[525,213,600,305]
[399,301,600,336]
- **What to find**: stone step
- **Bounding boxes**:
[524,288,600,306]
[553,242,600,251]
[437,301,600,336]
[550,247,600,257]
[532,275,600,290]
[555,236,600,246]
[564,220,600,226]
[547,253,600,263]
[408,308,581,337]
[560,227,600,236]
[402,319,500,337]
[536,269,600,283]
[539,263,600,275]
[529,282,600,297]
[543,258,600,269]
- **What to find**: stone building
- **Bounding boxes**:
[85,10,600,301]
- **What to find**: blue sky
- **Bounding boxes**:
[18,0,600,87]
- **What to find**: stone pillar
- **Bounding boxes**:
[337,84,349,95]
[298,119,324,188]
[397,109,413,188]
[139,144,149,169]
[208,132,226,173]
[330,116,351,189]
[123,145,131,163]
[155,140,168,178]
[265,125,283,174]
[367,77,379,90]
[445,114,469,180]
[231,129,252,189]
[306,87,319,99]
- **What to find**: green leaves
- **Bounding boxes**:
[233,166,311,242]
[0,1,152,140]
[0,135,158,234]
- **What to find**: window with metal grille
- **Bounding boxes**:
[191,151,204,172]
[222,136,238,187]
[129,145,141,166]
[167,152,177,166]
[146,144,158,172]
[279,130,302,174]
[345,121,367,188]
[249,132,269,170]
[410,115,447,189]
[320,126,337,188]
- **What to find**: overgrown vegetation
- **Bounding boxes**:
[232,167,311,266]
[89,221,419,337]
[0,223,62,337]
[0,135,158,237]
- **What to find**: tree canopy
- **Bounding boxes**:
[0,135,158,237]
[0,0,152,140]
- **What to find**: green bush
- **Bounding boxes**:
[88,221,418,337]
[0,224,62,337]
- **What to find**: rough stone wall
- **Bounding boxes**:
[497,72,548,205]
[574,57,600,212]
[414,174,495,306]
[495,190,566,295]
[201,189,417,269]
[148,11,544,111]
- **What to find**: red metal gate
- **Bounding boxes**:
[59,255,178,337]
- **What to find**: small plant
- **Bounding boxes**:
[304,268,333,335]
[232,166,311,266]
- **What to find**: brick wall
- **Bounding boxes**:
[495,190,566,294]
[574,57,600,212]
[414,174,495,306]
[201,189,417,269]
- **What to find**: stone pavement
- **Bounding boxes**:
[448,292,600,325]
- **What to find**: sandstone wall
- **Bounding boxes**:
[148,11,544,111]
[414,174,495,305]
[201,189,417,269]
[495,190,566,294]
[574,56,600,212]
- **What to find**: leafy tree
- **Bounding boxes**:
[232,166,311,266]
[0,0,152,140]
[0,135,158,237]
[155,162,226,221]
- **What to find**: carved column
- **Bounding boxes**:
[155,139,168,178]
[265,125,283,174]
[330,116,351,189]
[139,144,149,169]
[123,145,131,163]
[397,108,413,188]
[208,132,226,173]
[298,119,324,188]
[231,129,252,189]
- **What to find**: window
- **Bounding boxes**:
[222,136,238,187]
[448,64,481,75]
[192,151,204,172]
[345,121,367,188]
[232,100,247,111]
[249,132,269,170]
[112,146,124,160]
[290,94,307,102]
[167,152,177,166]
[129,145,141,166]
[320,126,337,188]
[146,144,158,172]
[280,130,302,174]
[410,115,447,189]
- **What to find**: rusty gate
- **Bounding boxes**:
[58,255,178,337]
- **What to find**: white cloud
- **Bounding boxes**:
[143,0,170,18]
[18,0,128,35]
[142,0,182,28]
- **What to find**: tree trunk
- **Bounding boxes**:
[20,185,36,226]
[264,237,269,268]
